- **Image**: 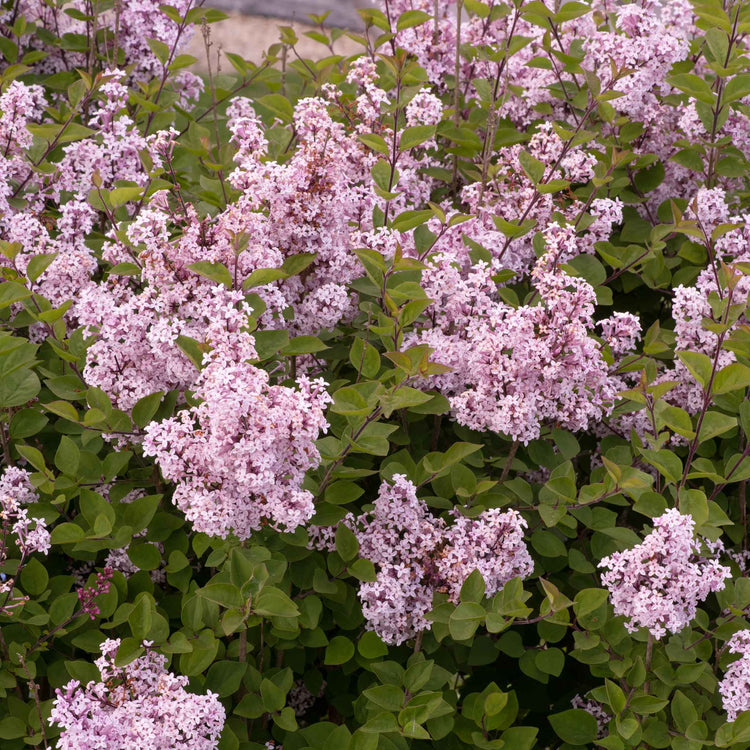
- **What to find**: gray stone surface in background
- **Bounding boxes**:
[210,0,364,27]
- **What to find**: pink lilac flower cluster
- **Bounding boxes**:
[409,253,638,443]
[8,0,202,102]
[613,188,749,439]
[435,124,614,277]
[49,638,226,750]
[0,80,47,218]
[143,324,331,539]
[0,467,47,615]
[226,95,375,334]
[311,476,533,645]
[0,466,48,558]
[599,509,730,639]
[719,630,750,722]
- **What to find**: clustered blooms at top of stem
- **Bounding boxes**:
[5,0,202,101]
[143,321,331,539]
[409,252,640,443]
[311,476,533,644]
[599,509,730,639]
[0,466,48,558]
[49,638,226,749]
[719,630,750,722]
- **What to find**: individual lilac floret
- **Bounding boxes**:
[49,638,226,750]
[720,630,750,722]
[599,509,730,639]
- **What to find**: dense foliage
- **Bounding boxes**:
[2,0,750,747]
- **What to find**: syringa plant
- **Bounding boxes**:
[2,0,750,748]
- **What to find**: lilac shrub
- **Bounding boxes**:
[1,0,750,748]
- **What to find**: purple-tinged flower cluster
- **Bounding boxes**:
[312,476,533,645]
[77,568,114,620]
[0,467,48,615]
[410,256,636,443]
[720,630,750,722]
[11,0,202,102]
[50,638,226,749]
[0,467,48,558]
[599,509,730,639]
[143,327,331,539]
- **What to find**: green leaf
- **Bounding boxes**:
[129,592,153,640]
[176,334,206,369]
[0,368,40,407]
[724,74,750,104]
[518,150,545,183]
[186,261,233,287]
[20,556,49,595]
[132,391,164,428]
[127,543,162,571]
[396,9,431,30]
[26,253,57,282]
[605,678,626,715]
[280,336,328,356]
[359,630,388,659]
[325,480,364,505]
[549,709,598,745]
[400,125,437,150]
[629,695,669,715]
[358,133,390,155]
[54,435,80,475]
[254,587,299,618]
[536,648,564,676]
[205,661,248,698]
[639,449,682,485]
[349,558,378,582]
[0,717,26,740]
[364,684,405,711]
[460,569,486,603]
[260,678,286,712]
[198,583,244,609]
[50,522,85,544]
[335,523,359,562]
[713,363,750,394]
[698,411,737,441]
[671,690,698,733]
[448,602,485,641]
[379,386,432,417]
[9,409,48,439]
[391,210,433,232]
[45,400,79,422]
[258,93,294,122]
[325,636,355,665]
[669,73,716,105]
[677,350,713,388]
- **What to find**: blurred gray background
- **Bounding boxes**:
[210,0,363,27]
[187,0,365,66]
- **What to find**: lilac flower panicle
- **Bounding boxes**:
[599,509,730,639]
[312,477,533,645]
[720,631,750,722]
[49,639,226,750]
[143,328,331,540]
